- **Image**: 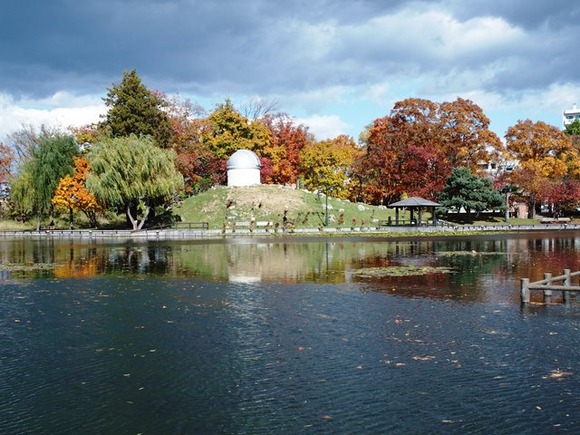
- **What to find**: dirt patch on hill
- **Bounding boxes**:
[225,185,307,215]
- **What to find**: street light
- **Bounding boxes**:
[323,186,333,227]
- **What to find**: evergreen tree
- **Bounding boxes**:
[101,70,173,147]
[438,167,505,219]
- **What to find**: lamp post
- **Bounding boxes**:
[325,190,329,227]
[321,185,333,227]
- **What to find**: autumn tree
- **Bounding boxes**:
[438,167,505,220]
[175,145,226,194]
[160,95,227,193]
[10,133,78,228]
[299,135,362,198]
[261,113,312,185]
[86,135,183,230]
[0,142,13,183]
[101,70,174,147]
[352,98,502,204]
[202,100,271,160]
[545,179,580,215]
[52,156,100,227]
[505,119,579,216]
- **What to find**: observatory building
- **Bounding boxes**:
[226,149,261,187]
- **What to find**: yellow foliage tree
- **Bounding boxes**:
[52,156,101,227]
[299,135,362,198]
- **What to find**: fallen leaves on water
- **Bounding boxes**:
[412,355,436,361]
[350,265,455,278]
[544,370,573,380]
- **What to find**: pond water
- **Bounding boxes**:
[0,232,579,434]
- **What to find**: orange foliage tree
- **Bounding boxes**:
[0,142,13,183]
[505,119,579,216]
[352,98,502,205]
[52,156,101,227]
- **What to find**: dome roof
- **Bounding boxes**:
[227,149,261,170]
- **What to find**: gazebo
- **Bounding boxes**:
[388,197,441,226]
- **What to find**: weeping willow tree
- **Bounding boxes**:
[10,133,78,229]
[86,135,184,230]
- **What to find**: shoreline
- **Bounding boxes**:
[1,222,578,243]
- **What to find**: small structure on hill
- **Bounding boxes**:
[227,149,261,187]
[388,197,441,226]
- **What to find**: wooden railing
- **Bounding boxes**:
[521,269,580,304]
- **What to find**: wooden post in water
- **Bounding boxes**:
[544,273,552,303]
[563,269,571,305]
[521,278,530,304]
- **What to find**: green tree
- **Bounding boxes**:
[10,133,78,228]
[86,136,184,230]
[564,119,580,136]
[564,119,580,151]
[438,167,505,219]
[101,70,173,147]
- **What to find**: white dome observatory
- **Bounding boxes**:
[226,149,261,187]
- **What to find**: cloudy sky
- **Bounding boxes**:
[1,0,579,142]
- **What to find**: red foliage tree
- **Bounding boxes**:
[352,98,502,204]
[261,113,312,185]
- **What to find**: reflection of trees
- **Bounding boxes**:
[2,233,580,302]
[0,240,175,278]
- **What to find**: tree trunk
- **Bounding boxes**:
[126,203,151,230]
[127,204,139,230]
[137,205,150,230]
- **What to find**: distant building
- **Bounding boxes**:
[563,104,580,127]
[226,149,261,187]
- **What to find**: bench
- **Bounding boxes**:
[232,221,274,231]
[540,217,571,224]
[172,222,209,230]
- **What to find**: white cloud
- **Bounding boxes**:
[297,114,351,140]
[0,93,105,140]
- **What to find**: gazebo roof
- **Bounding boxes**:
[388,197,441,208]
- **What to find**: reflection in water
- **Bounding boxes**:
[1,232,580,305]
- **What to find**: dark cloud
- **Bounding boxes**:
[1,0,580,103]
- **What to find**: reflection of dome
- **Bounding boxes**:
[227,150,261,170]
[227,149,261,187]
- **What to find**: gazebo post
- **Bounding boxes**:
[395,207,399,225]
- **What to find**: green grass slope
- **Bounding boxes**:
[174,185,398,230]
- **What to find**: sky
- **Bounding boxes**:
[1,0,580,143]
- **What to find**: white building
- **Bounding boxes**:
[563,104,580,126]
[226,149,261,187]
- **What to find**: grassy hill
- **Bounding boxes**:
[174,185,398,230]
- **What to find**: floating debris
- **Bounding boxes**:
[350,265,455,278]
